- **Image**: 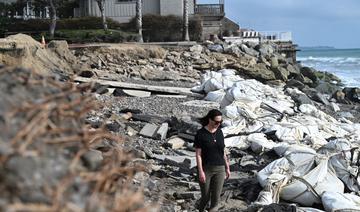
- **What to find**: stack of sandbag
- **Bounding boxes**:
[257,152,344,207]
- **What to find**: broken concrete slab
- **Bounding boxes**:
[74,76,202,97]
[174,191,201,200]
[122,89,151,97]
[163,155,196,169]
[139,123,159,138]
[156,123,169,140]
[167,136,185,149]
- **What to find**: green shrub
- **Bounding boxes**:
[127,14,202,42]
[3,16,123,33]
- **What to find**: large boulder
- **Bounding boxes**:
[240,44,259,57]
[300,67,318,83]
[272,66,289,81]
[238,63,276,81]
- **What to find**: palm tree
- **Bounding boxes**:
[182,0,190,41]
[49,0,57,38]
[96,0,108,31]
[136,0,143,42]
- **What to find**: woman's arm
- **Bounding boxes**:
[196,148,206,183]
[224,152,230,179]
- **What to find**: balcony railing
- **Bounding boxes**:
[195,4,225,16]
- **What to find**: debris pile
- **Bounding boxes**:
[0,67,151,211]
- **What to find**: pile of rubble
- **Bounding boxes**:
[1,33,360,211]
[0,67,152,211]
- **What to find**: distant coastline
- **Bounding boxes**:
[299,46,336,51]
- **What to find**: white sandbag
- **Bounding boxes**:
[224,136,249,149]
[274,143,316,157]
[222,119,247,137]
[322,192,360,211]
[224,105,240,119]
[280,158,344,206]
[204,89,226,103]
[318,139,360,192]
[257,157,290,187]
[248,133,277,154]
[275,125,304,143]
[220,69,237,76]
[191,85,203,93]
[253,190,273,205]
[203,78,223,93]
[299,104,337,123]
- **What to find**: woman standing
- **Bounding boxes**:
[194,109,230,212]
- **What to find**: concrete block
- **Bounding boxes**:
[167,136,185,149]
[174,191,201,200]
[156,123,169,140]
[163,155,196,169]
[139,123,159,138]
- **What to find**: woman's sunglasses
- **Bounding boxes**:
[212,119,223,125]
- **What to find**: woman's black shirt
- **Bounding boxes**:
[194,127,225,167]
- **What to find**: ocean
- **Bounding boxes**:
[297,48,360,87]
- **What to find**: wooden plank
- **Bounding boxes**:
[74,76,203,97]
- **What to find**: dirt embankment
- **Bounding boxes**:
[0,34,82,76]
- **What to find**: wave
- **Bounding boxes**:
[297,56,360,87]
[298,56,360,65]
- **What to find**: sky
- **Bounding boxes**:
[197,0,360,48]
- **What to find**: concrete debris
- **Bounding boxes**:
[139,123,159,138]
[167,136,186,149]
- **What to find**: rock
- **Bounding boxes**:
[137,59,147,65]
[81,150,103,171]
[272,66,289,81]
[139,123,159,138]
[303,88,330,105]
[315,82,340,95]
[208,44,224,52]
[270,56,279,68]
[156,123,169,140]
[105,120,122,132]
[343,87,360,103]
[332,90,350,104]
[225,45,242,57]
[285,79,305,90]
[126,126,138,136]
[79,70,94,78]
[174,191,201,200]
[189,45,203,53]
[240,44,259,57]
[238,63,276,81]
[288,92,314,106]
[300,67,318,83]
[113,88,127,97]
[0,142,13,155]
[257,44,274,57]
[167,136,186,149]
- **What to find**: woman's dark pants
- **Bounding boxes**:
[198,165,225,212]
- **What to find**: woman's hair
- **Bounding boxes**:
[199,109,222,126]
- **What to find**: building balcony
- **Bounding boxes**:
[195,4,225,17]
